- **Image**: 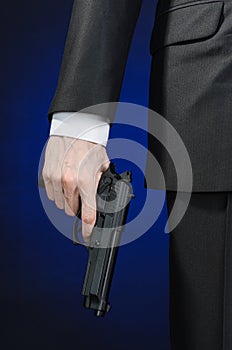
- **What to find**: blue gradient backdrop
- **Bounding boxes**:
[1,1,170,349]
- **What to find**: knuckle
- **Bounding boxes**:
[52,175,61,187]
[103,160,110,171]
[42,168,50,182]
[62,173,75,188]
[82,213,95,224]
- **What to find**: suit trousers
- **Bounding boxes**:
[166,191,232,350]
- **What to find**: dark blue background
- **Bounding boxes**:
[1,1,170,349]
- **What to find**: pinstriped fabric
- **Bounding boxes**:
[146,0,232,191]
[166,191,231,349]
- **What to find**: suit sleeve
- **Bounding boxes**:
[48,0,143,121]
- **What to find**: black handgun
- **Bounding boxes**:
[73,162,134,317]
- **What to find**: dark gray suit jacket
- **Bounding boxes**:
[49,0,232,192]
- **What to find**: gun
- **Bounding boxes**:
[73,162,134,317]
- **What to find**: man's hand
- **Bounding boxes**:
[42,135,110,240]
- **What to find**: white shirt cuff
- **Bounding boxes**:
[49,112,110,147]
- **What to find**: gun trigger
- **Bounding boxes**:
[98,177,112,195]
